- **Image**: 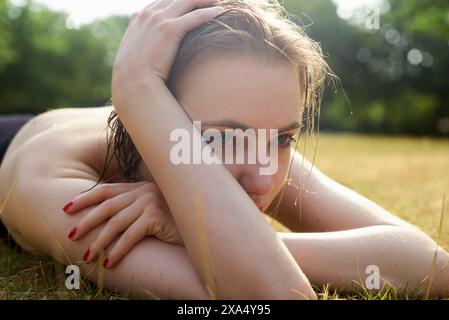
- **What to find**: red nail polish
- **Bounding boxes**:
[103,258,109,268]
[83,249,90,262]
[68,227,77,239]
[63,201,74,213]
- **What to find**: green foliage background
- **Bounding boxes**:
[0,0,447,135]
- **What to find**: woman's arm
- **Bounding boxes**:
[64,180,449,297]
[273,152,449,296]
[112,1,315,300]
[274,151,418,232]
[279,227,449,297]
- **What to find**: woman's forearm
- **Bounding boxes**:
[279,226,449,297]
[114,79,315,299]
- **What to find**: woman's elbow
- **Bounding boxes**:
[387,226,449,296]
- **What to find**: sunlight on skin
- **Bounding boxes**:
[1,134,448,299]
[0,177,15,219]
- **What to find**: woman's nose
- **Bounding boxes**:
[238,170,275,197]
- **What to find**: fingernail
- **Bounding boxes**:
[63,201,74,213]
[103,258,109,268]
[83,249,90,262]
[68,227,77,239]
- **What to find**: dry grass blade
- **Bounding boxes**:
[0,177,17,219]
[425,194,446,299]
[193,191,218,300]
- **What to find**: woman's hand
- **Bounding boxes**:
[64,181,184,268]
[112,0,226,108]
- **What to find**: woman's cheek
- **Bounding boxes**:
[281,147,293,174]
[274,150,292,188]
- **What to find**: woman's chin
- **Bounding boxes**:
[256,203,268,212]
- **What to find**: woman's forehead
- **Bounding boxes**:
[176,55,301,129]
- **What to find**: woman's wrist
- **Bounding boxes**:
[112,67,167,114]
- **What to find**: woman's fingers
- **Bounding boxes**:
[164,0,222,18]
[70,181,174,267]
[103,203,183,268]
[63,181,147,214]
[145,205,184,246]
[68,191,137,241]
[83,200,145,263]
[173,5,227,32]
[103,215,150,268]
[146,0,173,11]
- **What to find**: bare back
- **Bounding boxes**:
[1,107,118,178]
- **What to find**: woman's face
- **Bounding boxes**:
[176,55,302,211]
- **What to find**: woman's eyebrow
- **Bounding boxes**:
[202,120,301,133]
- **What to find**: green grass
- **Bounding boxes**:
[1,133,448,300]
[307,133,449,249]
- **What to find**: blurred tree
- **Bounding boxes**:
[0,0,447,135]
[285,0,449,135]
[0,0,16,72]
[0,1,127,114]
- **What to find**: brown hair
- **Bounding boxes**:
[90,0,334,191]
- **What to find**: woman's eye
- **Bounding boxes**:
[277,134,296,147]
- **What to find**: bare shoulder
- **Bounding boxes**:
[0,106,117,186]
[0,106,119,255]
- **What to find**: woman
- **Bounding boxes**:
[0,0,448,300]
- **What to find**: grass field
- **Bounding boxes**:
[1,133,448,299]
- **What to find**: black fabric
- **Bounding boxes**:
[0,114,34,243]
